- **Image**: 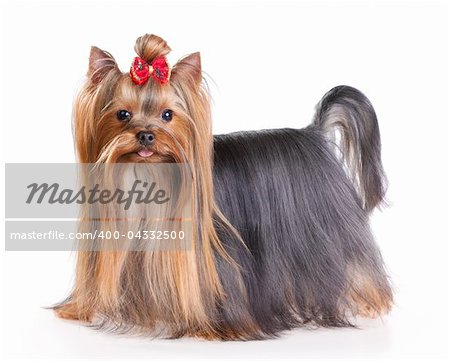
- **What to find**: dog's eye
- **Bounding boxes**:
[117,109,132,122]
[161,109,173,122]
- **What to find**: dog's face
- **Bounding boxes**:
[94,72,187,164]
[75,44,204,164]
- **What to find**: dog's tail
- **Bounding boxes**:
[312,85,387,212]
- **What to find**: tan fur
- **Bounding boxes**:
[55,34,246,337]
[347,264,393,318]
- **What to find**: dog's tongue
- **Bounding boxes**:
[137,149,154,158]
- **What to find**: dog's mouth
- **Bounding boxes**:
[137,148,154,158]
[116,144,174,163]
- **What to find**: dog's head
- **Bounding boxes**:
[74,34,209,165]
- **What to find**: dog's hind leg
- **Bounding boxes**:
[346,263,393,318]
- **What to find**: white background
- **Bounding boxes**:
[1,1,449,360]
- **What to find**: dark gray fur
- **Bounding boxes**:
[210,86,392,338]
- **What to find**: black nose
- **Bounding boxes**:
[137,131,155,146]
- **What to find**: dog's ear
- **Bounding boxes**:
[171,52,202,87]
[88,46,119,84]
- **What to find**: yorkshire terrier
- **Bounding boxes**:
[54,34,393,340]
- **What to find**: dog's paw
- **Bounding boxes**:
[54,302,92,322]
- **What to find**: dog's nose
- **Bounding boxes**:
[137,131,155,146]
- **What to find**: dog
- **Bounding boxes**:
[54,34,393,340]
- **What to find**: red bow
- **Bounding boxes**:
[130,56,170,85]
